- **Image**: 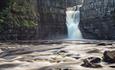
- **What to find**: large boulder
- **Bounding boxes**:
[81,57,102,68]
[103,50,115,63]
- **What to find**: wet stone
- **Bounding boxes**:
[103,50,115,63]
[109,66,115,68]
[56,68,71,70]
[66,54,80,59]
[81,57,102,68]
[58,50,68,53]
[54,50,68,55]
[97,43,107,46]
[89,57,101,63]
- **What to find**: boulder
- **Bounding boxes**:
[81,57,102,68]
[103,50,115,63]
[109,66,115,68]
[97,43,107,46]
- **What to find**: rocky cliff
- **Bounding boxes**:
[80,0,115,40]
[36,0,84,40]
[37,0,67,39]
[1,0,115,40]
[37,0,115,40]
[0,0,39,40]
[0,0,77,40]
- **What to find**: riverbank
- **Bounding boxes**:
[0,40,115,70]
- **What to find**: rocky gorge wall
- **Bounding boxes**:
[36,0,84,40]
[37,0,115,40]
[37,0,67,39]
[0,0,79,40]
[1,0,115,40]
[79,0,115,40]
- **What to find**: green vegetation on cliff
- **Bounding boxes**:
[0,0,38,40]
[0,0,38,32]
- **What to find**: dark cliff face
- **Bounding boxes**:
[36,0,84,40]
[0,0,77,40]
[37,0,115,40]
[0,0,9,11]
[37,0,67,39]
[79,0,115,40]
[1,0,115,40]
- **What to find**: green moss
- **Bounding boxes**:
[0,0,38,31]
[11,0,37,27]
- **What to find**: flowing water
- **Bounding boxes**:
[66,5,83,40]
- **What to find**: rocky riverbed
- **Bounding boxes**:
[0,40,115,70]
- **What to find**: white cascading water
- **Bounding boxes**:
[66,5,83,40]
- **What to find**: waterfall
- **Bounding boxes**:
[66,5,83,40]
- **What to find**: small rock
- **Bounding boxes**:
[66,54,80,59]
[97,43,106,46]
[81,57,102,68]
[88,57,101,63]
[72,56,80,59]
[58,50,68,53]
[58,68,71,70]
[63,69,71,70]
[54,50,68,55]
[103,50,115,63]
[86,49,100,53]
[109,66,115,68]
